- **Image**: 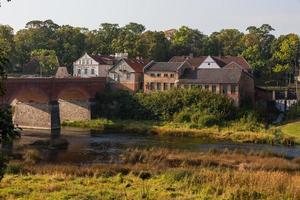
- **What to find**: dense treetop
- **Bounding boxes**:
[0,20,299,85]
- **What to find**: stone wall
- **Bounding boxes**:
[59,100,91,123]
[12,101,53,129]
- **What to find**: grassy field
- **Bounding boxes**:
[280,121,300,143]
[2,149,300,200]
[62,119,296,145]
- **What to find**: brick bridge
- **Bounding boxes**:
[0,77,106,129]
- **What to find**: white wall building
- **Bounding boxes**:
[73,53,119,78]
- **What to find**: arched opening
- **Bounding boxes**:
[10,87,52,129]
[57,87,92,123]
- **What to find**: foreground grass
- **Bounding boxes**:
[3,148,300,200]
[62,119,295,145]
[280,120,300,143]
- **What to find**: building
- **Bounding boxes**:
[144,61,192,91]
[73,53,128,78]
[55,66,71,78]
[108,58,151,92]
[144,56,254,107]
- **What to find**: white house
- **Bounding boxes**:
[73,53,127,78]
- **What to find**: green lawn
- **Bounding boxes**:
[281,121,300,143]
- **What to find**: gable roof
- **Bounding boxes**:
[123,58,150,73]
[110,58,150,73]
[179,68,243,84]
[169,56,251,72]
[145,62,185,72]
[90,55,116,65]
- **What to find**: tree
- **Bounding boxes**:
[86,23,120,55]
[215,29,244,56]
[241,24,275,75]
[53,25,86,66]
[0,25,15,72]
[30,49,59,76]
[112,23,145,58]
[15,20,58,67]
[170,26,206,57]
[0,46,19,181]
[272,34,300,73]
[135,31,170,61]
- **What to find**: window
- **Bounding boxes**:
[91,60,93,65]
[163,83,168,90]
[126,73,131,80]
[150,73,155,77]
[231,85,237,94]
[114,73,119,81]
[164,74,168,78]
[77,69,81,75]
[157,83,162,90]
[170,74,175,78]
[79,60,81,65]
[150,82,155,90]
[222,85,228,95]
[84,69,88,75]
[205,85,209,90]
[212,85,217,93]
[170,83,175,89]
[157,73,161,77]
[91,69,95,75]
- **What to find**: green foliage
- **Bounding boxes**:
[30,49,59,75]
[287,102,300,120]
[170,26,206,56]
[95,89,235,122]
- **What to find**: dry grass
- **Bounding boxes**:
[3,149,300,199]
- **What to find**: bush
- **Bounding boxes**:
[197,114,219,127]
[287,102,300,120]
[174,109,192,123]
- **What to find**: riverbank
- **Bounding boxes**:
[280,120,300,143]
[2,149,300,199]
[62,119,296,145]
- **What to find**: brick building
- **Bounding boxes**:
[108,58,150,92]
[144,56,254,107]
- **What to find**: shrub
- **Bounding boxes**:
[197,114,219,127]
[174,109,192,123]
[23,149,41,164]
[287,102,300,120]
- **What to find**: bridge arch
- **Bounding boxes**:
[9,87,53,129]
[56,87,94,123]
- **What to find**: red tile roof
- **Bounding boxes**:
[91,55,116,65]
[123,58,151,73]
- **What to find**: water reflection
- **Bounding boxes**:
[9,128,300,164]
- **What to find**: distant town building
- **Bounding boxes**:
[108,58,150,92]
[144,61,191,92]
[73,53,117,78]
[164,29,177,40]
[144,56,254,107]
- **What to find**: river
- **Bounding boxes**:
[8,128,300,164]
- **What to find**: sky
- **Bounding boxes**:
[0,0,300,36]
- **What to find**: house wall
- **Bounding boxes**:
[177,83,240,106]
[198,56,221,69]
[73,53,113,77]
[108,60,143,92]
[144,71,179,92]
[73,54,100,77]
[239,73,255,105]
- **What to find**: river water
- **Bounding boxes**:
[8,128,300,164]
